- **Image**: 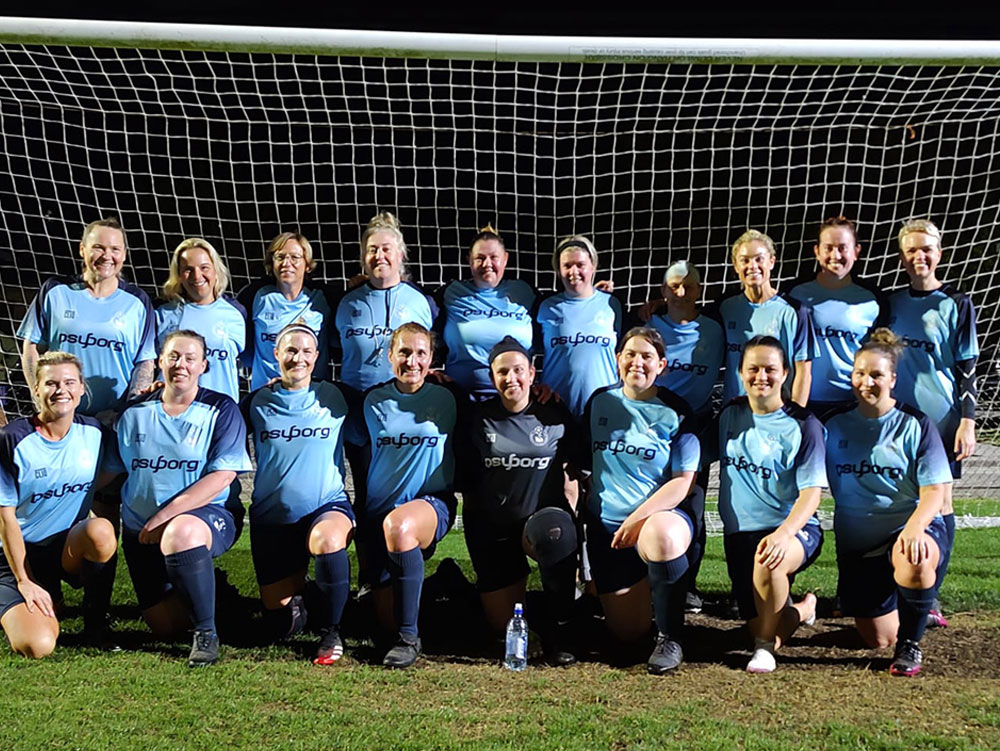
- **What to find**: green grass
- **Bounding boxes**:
[2,524,999,750]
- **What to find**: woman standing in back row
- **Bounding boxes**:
[889,219,978,623]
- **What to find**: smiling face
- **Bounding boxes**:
[558,248,595,297]
[390,329,433,392]
[733,240,775,290]
[740,344,788,406]
[178,246,218,305]
[490,350,535,410]
[79,226,126,286]
[814,225,859,280]
[899,231,942,285]
[618,335,667,395]
[851,349,896,414]
[469,238,508,290]
[272,239,308,288]
[364,229,404,287]
[159,335,207,396]
[276,330,318,389]
[34,362,85,421]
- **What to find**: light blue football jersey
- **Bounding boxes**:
[110,388,252,532]
[333,281,436,392]
[18,277,156,415]
[0,416,106,543]
[786,278,886,403]
[826,403,951,554]
[717,292,812,404]
[437,279,536,396]
[239,282,332,390]
[243,381,349,525]
[649,313,725,415]
[155,296,247,401]
[584,384,700,530]
[717,398,826,533]
[889,284,979,444]
[363,380,457,518]
[537,290,623,418]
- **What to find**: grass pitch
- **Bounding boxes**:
[1,524,999,750]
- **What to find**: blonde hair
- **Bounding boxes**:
[31,351,86,412]
[275,321,319,350]
[359,211,410,279]
[265,232,317,276]
[161,237,230,302]
[552,235,598,274]
[898,219,942,249]
[731,229,776,264]
[857,327,904,371]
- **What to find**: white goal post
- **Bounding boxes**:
[0,17,998,525]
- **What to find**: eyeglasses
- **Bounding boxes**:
[274,252,305,265]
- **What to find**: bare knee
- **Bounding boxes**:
[11,628,58,659]
[160,516,211,555]
[383,513,417,553]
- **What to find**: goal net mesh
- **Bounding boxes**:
[1,43,998,524]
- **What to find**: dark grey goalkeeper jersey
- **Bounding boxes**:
[459,397,578,527]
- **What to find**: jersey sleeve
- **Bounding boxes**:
[790,298,814,362]
[915,412,954,487]
[130,285,157,364]
[670,430,701,475]
[17,277,61,345]
[205,397,253,474]
[102,419,126,476]
[0,429,18,506]
[793,413,827,490]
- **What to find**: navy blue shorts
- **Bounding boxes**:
[0,528,77,618]
[250,501,355,587]
[355,494,456,588]
[837,516,950,618]
[724,523,824,620]
[585,507,695,596]
[121,505,237,611]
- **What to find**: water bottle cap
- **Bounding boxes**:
[514,603,523,614]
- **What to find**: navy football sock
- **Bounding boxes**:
[897,584,936,644]
[80,555,116,627]
[314,550,350,631]
[539,554,578,625]
[164,547,216,633]
[386,547,424,637]
[648,556,689,638]
[934,513,955,594]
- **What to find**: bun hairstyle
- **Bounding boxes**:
[81,216,126,249]
[552,234,598,273]
[739,334,789,372]
[469,223,505,254]
[857,327,903,371]
[360,210,410,279]
[818,216,858,245]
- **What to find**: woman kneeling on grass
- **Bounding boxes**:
[110,330,252,667]
[717,335,825,674]
[361,322,458,668]
[825,329,952,677]
[459,336,581,665]
[583,327,702,674]
[0,352,118,657]
[244,323,355,665]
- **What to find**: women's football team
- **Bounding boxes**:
[0,214,976,678]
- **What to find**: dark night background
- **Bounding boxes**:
[1,5,999,429]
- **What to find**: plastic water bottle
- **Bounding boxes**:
[504,602,528,671]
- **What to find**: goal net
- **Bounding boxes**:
[1,19,998,526]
